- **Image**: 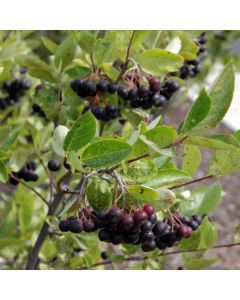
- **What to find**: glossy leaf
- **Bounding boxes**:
[139,49,184,76]
[82,139,133,168]
[64,111,97,151]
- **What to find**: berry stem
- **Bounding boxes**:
[90,51,96,73]
[170,175,213,190]
[115,30,136,84]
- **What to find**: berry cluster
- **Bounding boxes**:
[71,76,180,120]
[179,32,207,79]
[0,79,31,111]
[71,79,120,121]
[9,161,38,185]
[59,204,202,252]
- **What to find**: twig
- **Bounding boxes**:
[9,173,48,206]
[115,30,136,84]
[126,153,151,164]
[26,171,72,270]
[170,175,213,190]
[79,242,240,269]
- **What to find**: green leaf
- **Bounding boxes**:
[184,136,239,150]
[40,238,58,261]
[0,124,21,149]
[68,151,82,171]
[139,49,184,76]
[82,139,133,168]
[178,31,199,60]
[64,111,97,151]
[197,181,222,215]
[54,39,77,71]
[208,149,240,176]
[76,31,97,53]
[0,150,8,160]
[127,185,159,202]
[179,89,211,134]
[0,161,8,183]
[52,125,69,157]
[144,169,192,188]
[182,145,201,176]
[101,63,119,81]
[122,160,157,183]
[87,177,112,212]
[123,109,146,127]
[145,126,177,148]
[179,181,222,216]
[198,218,218,249]
[41,36,58,54]
[188,62,235,134]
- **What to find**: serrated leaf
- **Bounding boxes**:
[64,111,97,151]
[144,169,192,188]
[82,139,133,168]
[180,89,211,134]
[0,124,21,149]
[139,49,184,76]
[182,145,201,176]
[52,125,69,157]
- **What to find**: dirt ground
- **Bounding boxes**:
[164,100,240,270]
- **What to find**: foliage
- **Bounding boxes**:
[0,30,239,270]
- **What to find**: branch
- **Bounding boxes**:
[115,30,135,84]
[26,171,72,270]
[79,242,240,270]
[170,175,213,190]
[9,173,48,206]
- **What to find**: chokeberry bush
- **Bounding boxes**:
[0,30,240,270]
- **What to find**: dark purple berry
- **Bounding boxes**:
[121,214,134,230]
[59,220,70,232]
[138,86,150,97]
[71,79,82,91]
[189,220,199,231]
[140,221,153,232]
[48,159,61,172]
[83,219,96,232]
[101,251,108,260]
[107,207,123,223]
[111,232,125,245]
[98,229,112,242]
[140,231,155,242]
[133,210,148,225]
[128,87,138,99]
[178,225,192,238]
[152,94,166,107]
[97,80,108,92]
[108,83,118,94]
[148,213,157,224]
[69,219,83,233]
[153,221,167,236]
[125,232,139,244]
[192,215,202,225]
[117,86,129,99]
[63,159,71,170]
[141,240,156,252]
[156,239,168,250]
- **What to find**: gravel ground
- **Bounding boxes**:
[164,100,240,270]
